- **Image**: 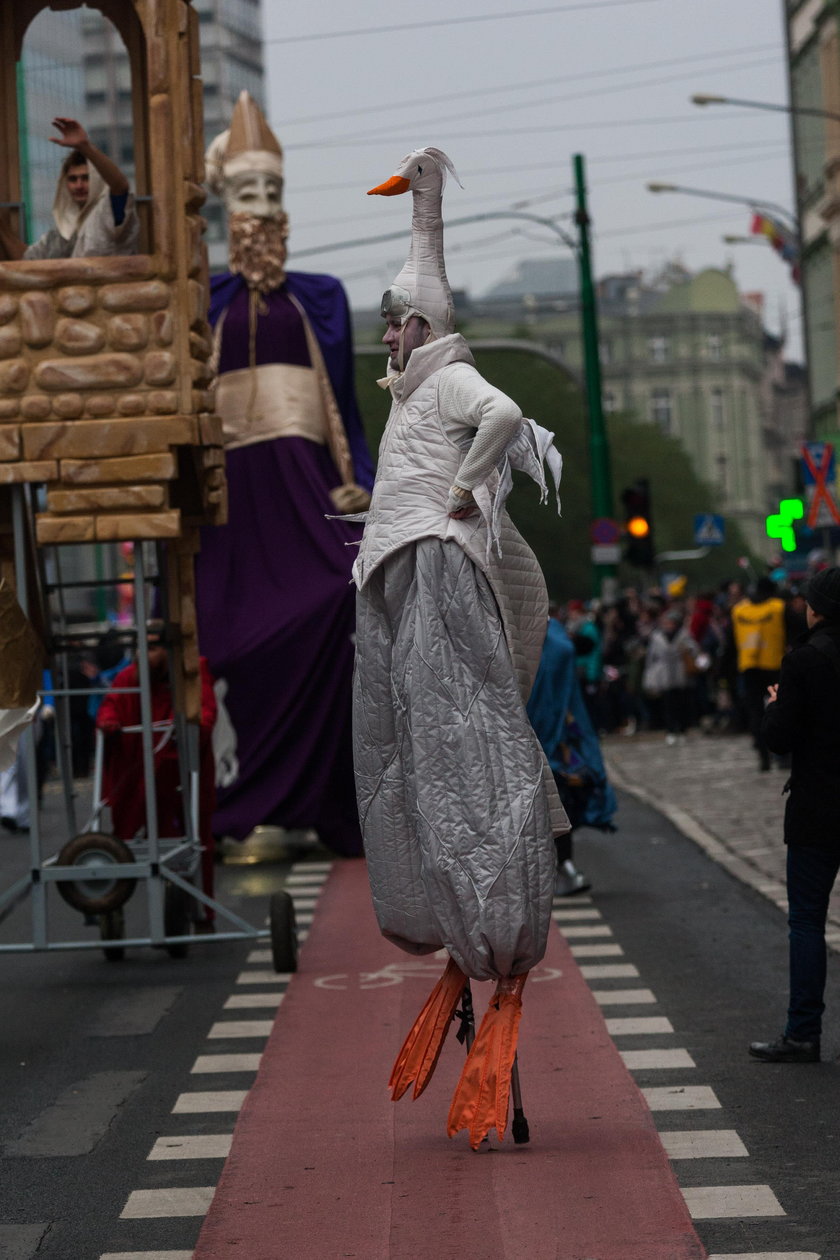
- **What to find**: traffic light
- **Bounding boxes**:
[621,478,655,567]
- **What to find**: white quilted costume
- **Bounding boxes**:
[354,146,569,1146]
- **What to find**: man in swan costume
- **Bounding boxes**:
[354,147,570,1147]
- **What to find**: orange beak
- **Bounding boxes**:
[367,175,411,197]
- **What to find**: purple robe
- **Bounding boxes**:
[195,272,374,855]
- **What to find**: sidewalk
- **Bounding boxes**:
[603,730,840,948]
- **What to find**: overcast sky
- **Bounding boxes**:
[261,0,799,351]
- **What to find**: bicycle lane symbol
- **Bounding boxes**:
[313,962,563,990]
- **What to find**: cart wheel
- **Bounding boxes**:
[57,832,136,914]
[99,908,125,962]
[269,891,298,973]
[164,882,191,959]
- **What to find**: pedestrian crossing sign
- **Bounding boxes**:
[693,514,725,546]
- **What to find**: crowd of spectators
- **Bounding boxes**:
[557,573,812,765]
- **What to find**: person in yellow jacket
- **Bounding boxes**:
[732,576,787,771]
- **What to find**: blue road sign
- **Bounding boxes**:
[694,513,725,546]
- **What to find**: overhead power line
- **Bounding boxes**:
[272,42,780,129]
[265,0,659,46]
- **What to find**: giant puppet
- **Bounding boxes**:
[353,148,568,1147]
[196,93,374,857]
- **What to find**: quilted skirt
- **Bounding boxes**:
[353,538,561,980]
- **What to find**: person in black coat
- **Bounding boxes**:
[750,567,840,1063]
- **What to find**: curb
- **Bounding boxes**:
[604,754,840,954]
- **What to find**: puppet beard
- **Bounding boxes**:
[228,212,289,292]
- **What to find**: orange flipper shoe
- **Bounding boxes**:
[389,956,467,1101]
[447,973,528,1149]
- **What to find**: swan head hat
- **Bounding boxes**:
[368,147,462,339]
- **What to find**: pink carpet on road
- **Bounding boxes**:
[194,861,706,1260]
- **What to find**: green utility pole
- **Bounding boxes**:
[573,153,615,595]
[15,60,32,242]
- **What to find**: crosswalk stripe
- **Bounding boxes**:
[621,1048,695,1069]
[148,1134,232,1160]
[578,963,639,978]
[592,988,656,1005]
[207,1020,274,1039]
[606,1016,674,1035]
[707,1253,820,1259]
[659,1129,748,1159]
[100,1252,195,1259]
[569,943,623,957]
[682,1184,786,1219]
[172,1091,247,1113]
[559,924,613,937]
[551,908,603,921]
[236,970,287,985]
[289,862,331,873]
[224,992,285,1010]
[191,1053,262,1074]
[120,1188,215,1218]
[643,1085,721,1111]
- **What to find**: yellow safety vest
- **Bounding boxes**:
[732,598,786,672]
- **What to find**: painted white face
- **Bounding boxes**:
[224,171,284,219]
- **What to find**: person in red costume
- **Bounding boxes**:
[96,630,217,923]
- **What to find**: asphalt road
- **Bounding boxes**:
[0,785,838,1258]
[579,791,840,1258]
[0,787,299,1260]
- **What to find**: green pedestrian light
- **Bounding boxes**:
[766,498,804,552]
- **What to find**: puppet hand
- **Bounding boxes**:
[330,483,371,514]
[447,484,477,517]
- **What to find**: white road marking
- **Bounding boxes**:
[172,1091,247,1113]
[660,1129,749,1159]
[707,1253,820,1259]
[207,1020,274,1039]
[559,924,613,938]
[621,1048,695,1069]
[551,908,603,921]
[100,1252,195,1259]
[148,1134,232,1160]
[643,1085,721,1111]
[579,963,639,978]
[592,988,656,1005]
[289,863,331,873]
[606,1016,674,1035]
[236,970,289,985]
[246,950,273,964]
[224,992,285,1010]
[120,1187,215,1218]
[294,914,314,925]
[569,944,624,957]
[298,929,310,940]
[191,1053,262,1074]
[289,897,319,907]
[682,1185,786,1219]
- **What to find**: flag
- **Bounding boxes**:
[750,212,800,283]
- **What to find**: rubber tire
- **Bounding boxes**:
[164,881,191,958]
[99,908,125,962]
[269,891,298,973]
[56,832,136,914]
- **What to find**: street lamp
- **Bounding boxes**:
[691,93,840,125]
[646,181,797,230]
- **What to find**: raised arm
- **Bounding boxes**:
[50,117,129,196]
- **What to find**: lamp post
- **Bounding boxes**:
[646,181,797,230]
[691,93,840,125]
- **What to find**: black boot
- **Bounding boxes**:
[749,1034,820,1063]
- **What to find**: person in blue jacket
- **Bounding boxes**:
[528,612,617,894]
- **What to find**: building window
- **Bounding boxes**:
[603,389,618,413]
[707,333,723,361]
[648,335,668,363]
[650,387,672,431]
[710,386,725,428]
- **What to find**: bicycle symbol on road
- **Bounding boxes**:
[313,961,563,990]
